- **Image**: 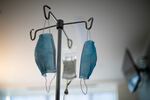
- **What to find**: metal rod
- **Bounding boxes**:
[30,18,93,41]
[64,21,86,26]
[55,20,63,100]
[63,17,93,30]
[56,28,62,100]
[30,24,57,41]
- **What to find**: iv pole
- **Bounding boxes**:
[30,5,93,100]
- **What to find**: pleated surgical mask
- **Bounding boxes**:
[62,58,77,80]
[79,40,97,79]
[35,33,56,76]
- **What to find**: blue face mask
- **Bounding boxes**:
[79,40,97,79]
[35,33,56,76]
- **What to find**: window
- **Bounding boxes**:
[11,96,45,100]
[64,94,89,100]
[6,92,117,100]
[93,92,117,100]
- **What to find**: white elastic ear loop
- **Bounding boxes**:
[48,19,51,33]
[42,20,47,34]
[42,19,51,34]
[80,79,88,95]
[44,74,56,93]
[87,29,91,40]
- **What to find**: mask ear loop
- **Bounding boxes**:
[42,18,51,34]
[87,29,91,41]
[80,79,88,95]
[42,17,54,93]
[48,19,51,33]
[44,74,56,93]
[42,20,47,34]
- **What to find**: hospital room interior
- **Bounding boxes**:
[0,0,150,100]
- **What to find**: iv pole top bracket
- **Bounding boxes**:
[57,19,64,29]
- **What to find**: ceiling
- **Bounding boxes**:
[0,0,150,92]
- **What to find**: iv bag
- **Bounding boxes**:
[63,58,76,80]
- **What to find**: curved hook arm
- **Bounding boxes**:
[63,17,94,30]
[30,24,57,41]
[86,17,94,30]
[43,5,58,21]
[43,5,51,20]
[30,29,36,41]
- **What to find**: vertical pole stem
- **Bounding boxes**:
[56,19,63,100]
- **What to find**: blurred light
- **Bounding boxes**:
[6,96,10,100]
